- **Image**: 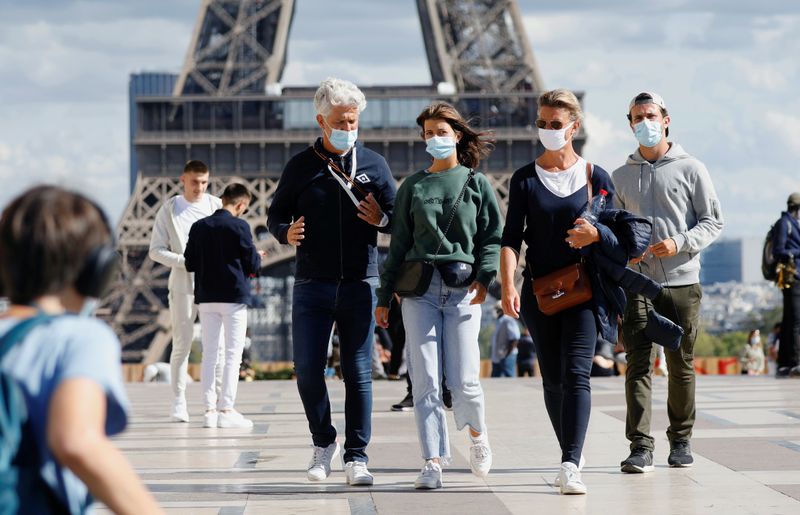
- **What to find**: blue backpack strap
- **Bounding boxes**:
[0,314,54,360]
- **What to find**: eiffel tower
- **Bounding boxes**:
[109,0,585,363]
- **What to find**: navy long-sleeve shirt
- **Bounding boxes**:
[267,138,396,280]
[501,163,615,280]
[184,209,261,304]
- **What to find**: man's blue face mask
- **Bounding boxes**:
[634,119,663,148]
[324,119,358,151]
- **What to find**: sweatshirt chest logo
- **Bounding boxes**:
[423,197,454,206]
[355,173,370,184]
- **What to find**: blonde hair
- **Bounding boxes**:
[537,89,583,122]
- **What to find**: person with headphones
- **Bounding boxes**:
[149,160,223,423]
[0,186,162,514]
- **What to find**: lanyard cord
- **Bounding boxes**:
[313,147,368,199]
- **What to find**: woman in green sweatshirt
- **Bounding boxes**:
[375,102,502,490]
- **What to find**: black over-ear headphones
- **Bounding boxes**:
[73,200,121,299]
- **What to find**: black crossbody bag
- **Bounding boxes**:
[394,169,475,297]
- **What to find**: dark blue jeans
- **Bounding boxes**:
[292,277,377,463]
[521,279,596,465]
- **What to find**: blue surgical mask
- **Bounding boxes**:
[325,121,358,151]
[425,136,457,160]
[634,119,663,147]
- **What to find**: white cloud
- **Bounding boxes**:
[765,111,800,153]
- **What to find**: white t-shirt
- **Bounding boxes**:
[173,194,218,241]
[535,157,588,198]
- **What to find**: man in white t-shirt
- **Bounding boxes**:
[149,160,222,422]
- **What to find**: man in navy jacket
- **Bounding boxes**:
[774,192,800,377]
[185,183,264,430]
[267,77,396,486]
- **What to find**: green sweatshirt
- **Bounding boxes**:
[376,165,502,307]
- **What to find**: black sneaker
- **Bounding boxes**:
[620,447,654,473]
[668,440,694,467]
[790,366,800,378]
[391,393,414,412]
[442,389,453,410]
[776,366,791,378]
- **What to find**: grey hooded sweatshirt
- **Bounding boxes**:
[612,142,724,286]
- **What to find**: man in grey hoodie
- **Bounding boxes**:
[613,92,723,473]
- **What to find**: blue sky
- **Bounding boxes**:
[1,0,798,238]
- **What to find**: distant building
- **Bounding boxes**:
[128,72,177,193]
[700,237,763,284]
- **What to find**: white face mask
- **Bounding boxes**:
[538,122,574,151]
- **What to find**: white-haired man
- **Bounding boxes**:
[267,77,396,486]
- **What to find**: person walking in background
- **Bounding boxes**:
[149,160,222,423]
[184,183,265,429]
[500,89,616,495]
[516,326,537,377]
[267,77,396,486]
[491,301,520,377]
[375,102,502,490]
[773,193,800,377]
[767,322,781,376]
[739,329,765,375]
[613,92,723,473]
[0,186,162,514]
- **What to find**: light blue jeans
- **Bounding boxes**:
[401,269,486,461]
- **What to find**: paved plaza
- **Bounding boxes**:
[101,375,800,514]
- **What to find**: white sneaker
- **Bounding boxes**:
[344,461,374,486]
[469,433,492,478]
[558,461,587,495]
[307,442,340,481]
[415,460,442,490]
[554,454,585,487]
[171,397,189,423]
[203,410,218,428]
[217,410,253,429]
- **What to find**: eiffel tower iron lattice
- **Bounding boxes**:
[111,0,558,363]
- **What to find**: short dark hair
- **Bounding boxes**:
[0,186,112,304]
[627,93,670,138]
[221,183,252,206]
[183,160,209,175]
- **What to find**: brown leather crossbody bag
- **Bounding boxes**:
[532,162,594,315]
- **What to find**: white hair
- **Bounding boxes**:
[313,77,367,117]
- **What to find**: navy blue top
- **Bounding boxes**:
[501,162,615,279]
[267,139,396,281]
[185,209,261,304]
[774,211,800,278]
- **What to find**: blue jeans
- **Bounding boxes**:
[292,277,377,463]
[491,354,517,377]
[520,279,595,466]
[402,269,485,462]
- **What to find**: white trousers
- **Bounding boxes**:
[169,291,223,398]
[198,303,248,411]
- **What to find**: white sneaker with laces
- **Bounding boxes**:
[171,397,189,423]
[344,461,374,486]
[307,442,340,482]
[469,433,492,477]
[217,410,253,429]
[414,460,442,489]
[554,454,585,487]
[203,410,218,428]
[558,461,587,495]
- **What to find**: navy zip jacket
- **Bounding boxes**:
[584,209,662,341]
[184,209,262,304]
[267,138,396,280]
[774,211,800,279]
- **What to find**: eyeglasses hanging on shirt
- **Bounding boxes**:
[313,147,367,208]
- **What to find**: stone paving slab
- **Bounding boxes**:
[98,375,800,514]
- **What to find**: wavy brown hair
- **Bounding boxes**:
[416,102,494,169]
